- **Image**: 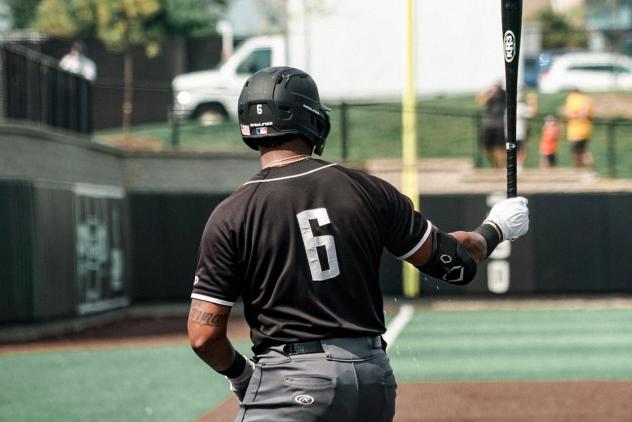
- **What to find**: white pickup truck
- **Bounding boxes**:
[172,36,285,124]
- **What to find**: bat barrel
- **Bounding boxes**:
[501,0,522,198]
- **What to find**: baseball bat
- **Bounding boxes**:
[501,0,522,198]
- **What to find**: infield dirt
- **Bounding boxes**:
[200,380,632,422]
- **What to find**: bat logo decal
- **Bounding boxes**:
[503,30,516,63]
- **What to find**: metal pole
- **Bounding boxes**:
[340,102,348,161]
[0,47,6,120]
[473,111,482,167]
[170,108,180,148]
[402,0,419,298]
[607,119,617,178]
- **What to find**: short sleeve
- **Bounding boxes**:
[378,179,432,260]
[191,210,242,306]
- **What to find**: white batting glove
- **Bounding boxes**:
[484,197,529,241]
[227,357,255,402]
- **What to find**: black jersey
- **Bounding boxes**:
[192,158,430,350]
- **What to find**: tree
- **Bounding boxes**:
[32,0,95,37]
[5,0,41,29]
[93,0,163,140]
[162,0,228,36]
[535,9,589,50]
[33,0,226,140]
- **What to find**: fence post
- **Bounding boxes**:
[607,119,617,178]
[0,47,5,120]
[170,107,180,148]
[340,102,348,161]
[473,111,482,167]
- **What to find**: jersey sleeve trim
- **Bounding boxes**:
[191,293,235,307]
[396,220,433,261]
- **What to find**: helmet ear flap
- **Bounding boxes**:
[313,142,325,156]
[321,114,331,139]
[312,114,330,156]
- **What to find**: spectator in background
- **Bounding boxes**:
[515,92,538,172]
[539,115,562,169]
[60,41,97,82]
[477,81,506,168]
[564,88,593,167]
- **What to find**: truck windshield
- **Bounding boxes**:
[236,48,272,75]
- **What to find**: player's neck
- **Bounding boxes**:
[260,139,313,169]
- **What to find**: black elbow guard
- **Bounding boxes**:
[417,230,477,285]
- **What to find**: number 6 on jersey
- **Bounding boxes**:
[296,208,340,281]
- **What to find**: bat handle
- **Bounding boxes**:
[507,144,517,198]
[506,99,518,198]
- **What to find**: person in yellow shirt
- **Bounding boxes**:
[564,88,594,167]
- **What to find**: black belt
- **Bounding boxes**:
[283,340,324,355]
[282,336,385,355]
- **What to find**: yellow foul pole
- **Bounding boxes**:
[402,0,419,297]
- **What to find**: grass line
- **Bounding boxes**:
[384,304,415,350]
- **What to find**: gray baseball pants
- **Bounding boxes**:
[235,336,397,422]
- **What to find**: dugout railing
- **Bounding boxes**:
[0,43,92,135]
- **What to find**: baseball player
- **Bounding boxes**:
[187,67,529,421]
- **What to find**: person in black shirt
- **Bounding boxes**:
[477,81,507,168]
[188,67,529,422]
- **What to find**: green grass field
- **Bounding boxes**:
[391,308,632,382]
[2,307,632,421]
[0,340,252,422]
[96,93,632,179]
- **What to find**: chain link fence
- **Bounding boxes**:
[163,101,632,179]
[328,102,632,178]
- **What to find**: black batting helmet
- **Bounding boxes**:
[238,67,331,155]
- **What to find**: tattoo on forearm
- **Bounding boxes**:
[190,306,229,327]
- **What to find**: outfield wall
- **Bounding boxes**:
[1,123,631,323]
[128,191,632,301]
[0,123,257,322]
[383,193,632,296]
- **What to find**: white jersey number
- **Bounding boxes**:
[296,208,340,281]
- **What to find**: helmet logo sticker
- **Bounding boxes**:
[240,125,251,136]
[256,127,269,135]
[302,104,321,116]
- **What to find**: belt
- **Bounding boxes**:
[282,336,385,355]
[283,340,324,355]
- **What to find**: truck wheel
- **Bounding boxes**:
[195,105,226,126]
